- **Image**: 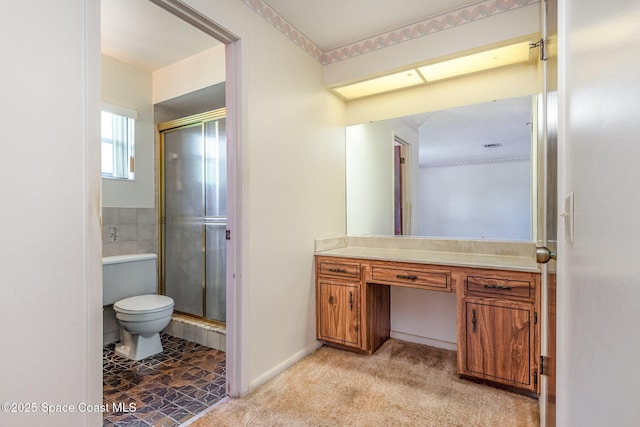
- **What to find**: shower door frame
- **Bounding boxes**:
[158,108,227,326]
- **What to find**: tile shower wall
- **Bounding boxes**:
[102,207,158,256]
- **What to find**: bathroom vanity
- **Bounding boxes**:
[315,237,541,394]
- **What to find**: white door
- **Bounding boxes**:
[557,0,640,425]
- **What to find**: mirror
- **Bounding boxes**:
[346,95,536,241]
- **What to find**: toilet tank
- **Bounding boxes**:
[103,253,158,306]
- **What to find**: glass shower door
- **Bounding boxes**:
[204,118,226,322]
[164,124,204,317]
[161,110,226,323]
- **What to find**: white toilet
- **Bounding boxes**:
[103,253,174,361]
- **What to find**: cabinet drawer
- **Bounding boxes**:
[318,259,361,280]
[370,265,450,291]
[466,275,533,300]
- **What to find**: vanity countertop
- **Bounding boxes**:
[314,236,541,273]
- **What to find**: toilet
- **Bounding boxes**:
[103,253,174,361]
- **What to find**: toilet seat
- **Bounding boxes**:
[114,294,174,315]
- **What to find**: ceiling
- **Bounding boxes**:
[264,0,477,52]
[101,0,220,71]
[101,0,479,71]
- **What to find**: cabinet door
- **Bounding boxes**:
[464,299,534,389]
[318,281,360,347]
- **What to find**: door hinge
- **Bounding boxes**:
[540,355,549,376]
[400,157,405,164]
[530,38,547,61]
[225,229,231,240]
[534,312,538,325]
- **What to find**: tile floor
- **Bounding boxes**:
[103,334,226,426]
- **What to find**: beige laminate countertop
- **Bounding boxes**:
[314,237,541,273]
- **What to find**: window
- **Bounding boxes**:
[101,103,136,180]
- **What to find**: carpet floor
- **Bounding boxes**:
[190,339,539,426]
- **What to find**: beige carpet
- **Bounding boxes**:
[191,339,539,427]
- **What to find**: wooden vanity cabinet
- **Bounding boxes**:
[457,268,540,393]
[315,257,389,354]
[315,255,540,394]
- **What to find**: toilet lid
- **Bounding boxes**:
[114,294,174,314]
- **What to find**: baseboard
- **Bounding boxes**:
[390,331,457,351]
[247,340,323,393]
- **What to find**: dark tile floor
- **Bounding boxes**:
[103,334,226,426]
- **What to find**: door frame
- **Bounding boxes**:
[224,38,246,397]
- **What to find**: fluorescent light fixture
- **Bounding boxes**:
[332,41,533,100]
[417,42,532,82]
[333,69,424,100]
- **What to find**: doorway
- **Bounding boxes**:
[100,0,244,398]
[393,138,408,235]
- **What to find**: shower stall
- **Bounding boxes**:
[158,109,227,324]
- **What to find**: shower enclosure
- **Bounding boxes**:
[159,109,227,324]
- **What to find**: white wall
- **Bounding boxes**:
[557,0,640,425]
[101,54,155,208]
[184,0,346,393]
[0,1,102,426]
[418,161,532,240]
[391,289,458,350]
[153,44,226,104]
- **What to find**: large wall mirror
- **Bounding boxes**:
[346,95,537,241]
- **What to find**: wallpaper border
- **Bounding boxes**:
[240,0,540,64]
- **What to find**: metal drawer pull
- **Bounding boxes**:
[396,274,418,281]
[328,267,347,273]
[484,284,513,291]
[471,309,477,333]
